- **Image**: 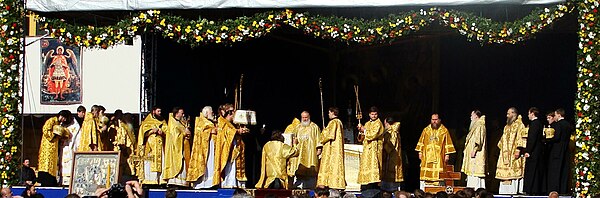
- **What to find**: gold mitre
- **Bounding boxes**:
[284,118,300,133]
[99,115,110,127]
[544,127,555,139]
[52,125,67,136]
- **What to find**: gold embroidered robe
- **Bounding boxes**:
[137,114,168,184]
[285,121,321,177]
[357,118,384,184]
[496,115,527,180]
[461,116,487,177]
[78,112,103,151]
[163,113,189,180]
[255,141,298,189]
[38,117,70,176]
[186,114,215,182]
[213,116,247,186]
[415,124,456,181]
[317,118,346,189]
[382,122,403,183]
[112,120,136,176]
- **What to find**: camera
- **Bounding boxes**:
[107,183,127,198]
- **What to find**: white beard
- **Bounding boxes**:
[301,120,310,127]
[469,120,476,130]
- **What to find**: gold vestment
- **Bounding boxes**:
[186,114,215,182]
[285,120,321,177]
[163,113,189,180]
[415,124,456,181]
[357,118,384,184]
[382,122,403,183]
[316,118,346,189]
[78,112,103,151]
[496,115,526,180]
[213,116,247,186]
[255,141,298,189]
[112,120,137,176]
[38,117,70,176]
[461,116,487,177]
[136,114,168,184]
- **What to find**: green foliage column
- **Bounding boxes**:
[574,0,600,197]
[0,0,23,186]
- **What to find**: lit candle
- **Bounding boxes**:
[106,164,111,188]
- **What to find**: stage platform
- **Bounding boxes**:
[10,186,573,198]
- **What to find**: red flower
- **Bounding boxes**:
[12,23,17,28]
[589,41,594,45]
[594,9,598,13]
[578,112,583,117]
[586,136,590,141]
[580,171,585,176]
[5,5,10,10]
[9,54,14,59]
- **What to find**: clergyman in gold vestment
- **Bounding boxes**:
[461,110,486,189]
[78,105,104,151]
[255,131,298,189]
[317,107,346,190]
[38,110,71,187]
[381,117,403,192]
[137,107,168,185]
[187,106,218,189]
[357,107,384,186]
[214,104,248,188]
[496,107,526,195]
[163,107,192,187]
[415,114,456,189]
[285,111,321,189]
[110,110,137,179]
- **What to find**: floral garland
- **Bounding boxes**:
[0,0,23,186]
[40,4,573,48]
[574,0,599,197]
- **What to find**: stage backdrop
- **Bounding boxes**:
[23,36,142,114]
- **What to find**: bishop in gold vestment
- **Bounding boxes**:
[163,109,191,186]
[38,110,71,186]
[317,107,346,190]
[461,111,486,189]
[137,107,168,185]
[187,106,217,189]
[78,108,103,151]
[382,118,403,191]
[214,104,247,188]
[496,108,526,194]
[357,108,384,185]
[285,111,321,189]
[255,132,298,189]
[415,114,456,184]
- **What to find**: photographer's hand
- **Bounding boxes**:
[126,180,144,197]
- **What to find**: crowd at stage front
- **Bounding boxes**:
[22,103,573,197]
